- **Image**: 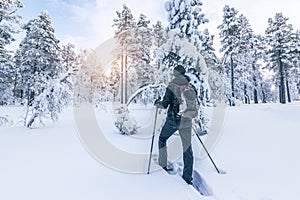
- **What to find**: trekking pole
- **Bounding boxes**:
[147,106,159,174]
[193,127,221,174]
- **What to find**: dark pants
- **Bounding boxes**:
[158,117,193,183]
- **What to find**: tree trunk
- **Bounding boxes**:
[261,84,267,104]
[27,112,38,128]
[252,64,259,104]
[279,85,282,102]
[286,79,291,103]
[285,68,291,103]
[230,56,235,106]
[253,89,258,104]
[244,84,250,104]
[279,59,286,104]
[12,71,19,104]
[125,55,128,104]
[120,54,124,104]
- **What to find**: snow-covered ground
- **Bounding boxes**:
[1,102,300,200]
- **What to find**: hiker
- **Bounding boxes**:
[155,65,198,185]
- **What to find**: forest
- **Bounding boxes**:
[1,0,300,127]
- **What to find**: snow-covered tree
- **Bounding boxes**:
[15,11,72,127]
[265,13,294,104]
[153,21,166,49]
[105,60,121,102]
[0,0,23,104]
[234,15,256,104]
[26,71,73,128]
[0,0,23,58]
[200,29,224,103]
[160,0,208,72]
[218,5,241,105]
[0,53,15,105]
[248,34,265,104]
[61,43,79,74]
[284,29,300,101]
[113,4,136,103]
[291,30,300,99]
[16,11,62,105]
[129,14,153,94]
[153,21,168,83]
[157,0,209,76]
[165,0,208,39]
[74,49,101,105]
[218,6,260,105]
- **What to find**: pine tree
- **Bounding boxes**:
[113,4,136,103]
[0,53,15,105]
[265,13,294,104]
[218,6,259,105]
[260,79,276,103]
[106,60,120,102]
[165,0,208,38]
[292,30,300,98]
[129,14,153,93]
[249,34,265,104]
[74,49,99,105]
[0,0,23,105]
[61,43,79,74]
[15,11,71,127]
[218,5,240,105]
[235,15,255,104]
[200,29,223,103]
[16,11,62,105]
[153,20,167,84]
[0,0,23,58]
[285,29,300,101]
[159,0,208,74]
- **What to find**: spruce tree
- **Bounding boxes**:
[218,5,241,105]
[130,14,153,92]
[113,4,136,103]
[218,6,261,105]
[16,11,71,127]
[265,13,294,104]
[0,0,23,58]
[153,20,167,84]
[16,11,62,105]
[200,29,224,103]
[0,0,23,105]
[249,34,265,104]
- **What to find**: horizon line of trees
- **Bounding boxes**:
[1,0,300,125]
[218,5,300,105]
[102,1,300,106]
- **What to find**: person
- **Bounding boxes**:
[155,65,197,185]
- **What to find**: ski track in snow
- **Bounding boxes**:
[1,102,300,200]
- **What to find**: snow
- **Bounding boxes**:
[1,102,300,200]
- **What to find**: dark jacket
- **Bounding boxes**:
[159,74,189,118]
[158,74,197,129]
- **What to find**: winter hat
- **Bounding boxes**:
[173,65,186,76]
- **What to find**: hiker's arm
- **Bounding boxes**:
[156,87,172,109]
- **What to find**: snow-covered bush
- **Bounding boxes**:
[0,115,12,127]
[25,73,73,128]
[114,105,139,135]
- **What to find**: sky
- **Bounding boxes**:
[15,0,300,52]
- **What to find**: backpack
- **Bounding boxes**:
[171,82,199,119]
[179,85,199,119]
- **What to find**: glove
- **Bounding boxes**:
[154,98,161,106]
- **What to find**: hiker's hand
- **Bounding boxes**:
[154,98,161,106]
